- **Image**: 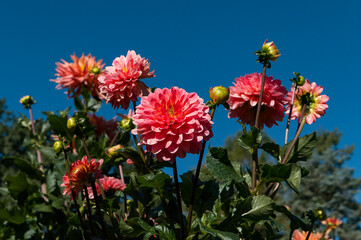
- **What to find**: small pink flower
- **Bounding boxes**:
[126,159,134,165]
[322,217,342,230]
[88,114,118,140]
[227,73,288,129]
[132,87,213,162]
[292,230,329,240]
[61,156,103,200]
[86,176,126,199]
[98,50,155,110]
[51,53,105,98]
[286,79,329,124]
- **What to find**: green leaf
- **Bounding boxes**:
[34,203,53,213]
[196,218,239,240]
[0,207,26,224]
[260,163,292,184]
[275,205,311,231]
[205,147,243,182]
[281,132,317,163]
[5,172,29,198]
[237,195,276,221]
[46,171,57,194]
[286,164,302,194]
[6,157,44,181]
[260,142,281,160]
[119,217,155,238]
[238,127,262,153]
[155,225,176,240]
[138,171,172,191]
[38,145,57,161]
[47,114,72,139]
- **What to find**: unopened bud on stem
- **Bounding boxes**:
[209,86,229,105]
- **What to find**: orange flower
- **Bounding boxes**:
[322,217,342,230]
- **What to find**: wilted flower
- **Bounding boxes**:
[209,86,229,105]
[262,40,281,61]
[227,73,288,129]
[292,230,329,240]
[19,95,36,109]
[132,87,213,162]
[51,53,105,98]
[85,176,126,199]
[286,79,329,124]
[98,50,155,110]
[61,156,103,199]
[88,114,118,140]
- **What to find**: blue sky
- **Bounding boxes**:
[1,0,360,181]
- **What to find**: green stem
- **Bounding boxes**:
[83,185,96,235]
[251,64,267,190]
[186,107,216,233]
[305,221,315,240]
[285,84,297,144]
[173,159,185,240]
[90,175,109,240]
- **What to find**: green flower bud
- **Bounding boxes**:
[209,86,229,105]
[107,144,123,157]
[90,67,101,75]
[19,95,36,109]
[67,117,77,132]
[262,40,281,61]
[120,118,134,132]
[53,141,63,154]
[297,76,305,86]
[315,207,327,221]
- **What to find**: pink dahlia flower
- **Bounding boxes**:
[88,114,118,140]
[227,73,288,129]
[61,156,103,199]
[98,50,155,110]
[131,87,213,162]
[51,53,105,98]
[322,217,342,230]
[292,230,329,240]
[86,176,126,199]
[286,79,329,124]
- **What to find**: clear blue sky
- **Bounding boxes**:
[1,1,360,181]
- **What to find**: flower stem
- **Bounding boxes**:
[90,175,109,240]
[267,104,307,198]
[251,64,267,190]
[28,107,47,196]
[119,165,128,219]
[71,189,90,240]
[173,159,185,240]
[83,185,96,235]
[285,84,297,144]
[186,107,216,233]
[109,129,120,147]
[305,221,315,240]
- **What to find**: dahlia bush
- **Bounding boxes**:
[2,40,338,240]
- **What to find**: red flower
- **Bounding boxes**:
[227,73,287,129]
[86,176,126,199]
[98,50,155,109]
[88,113,118,140]
[51,53,105,98]
[132,87,213,162]
[61,156,103,199]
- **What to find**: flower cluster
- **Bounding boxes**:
[132,87,213,162]
[51,53,105,98]
[61,156,103,199]
[98,50,155,110]
[88,113,118,140]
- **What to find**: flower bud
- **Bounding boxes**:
[90,67,101,75]
[315,207,327,221]
[297,76,305,86]
[53,141,64,154]
[262,40,281,61]
[19,95,36,109]
[67,117,77,132]
[107,144,123,157]
[209,86,229,105]
[120,118,134,132]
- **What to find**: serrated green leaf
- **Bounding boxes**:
[281,132,317,163]
[47,114,72,139]
[138,171,171,191]
[238,127,262,153]
[286,164,302,194]
[275,205,311,231]
[6,156,44,181]
[260,163,292,184]
[5,172,28,198]
[238,195,276,221]
[196,218,239,240]
[34,203,53,213]
[155,225,176,240]
[260,142,281,160]
[205,147,243,182]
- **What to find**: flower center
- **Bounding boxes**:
[70,164,88,183]
[168,107,175,116]
[122,67,128,73]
